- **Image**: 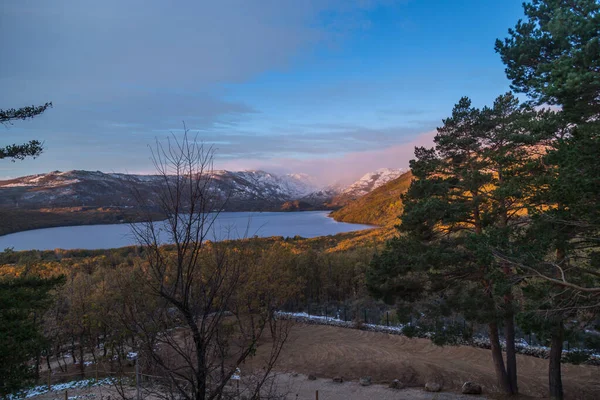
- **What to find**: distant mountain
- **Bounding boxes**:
[330,170,413,226]
[0,169,318,212]
[326,168,407,207]
[299,183,345,208]
[0,167,411,215]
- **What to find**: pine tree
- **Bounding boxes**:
[368,94,541,395]
[0,275,64,396]
[0,102,52,161]
[496,2,600,398]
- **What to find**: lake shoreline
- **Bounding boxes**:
[0,211,375,251]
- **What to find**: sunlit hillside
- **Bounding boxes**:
[330,170,413,226]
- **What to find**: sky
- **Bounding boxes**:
[1,0,526,185]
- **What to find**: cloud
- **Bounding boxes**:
[0,0,430,181]
[218,130,436,185]
[1,0,387,101]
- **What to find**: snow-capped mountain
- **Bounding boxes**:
[299,168,409,208]
[0,168,408,212]
[0,170,318,211]
[341,168,407,198]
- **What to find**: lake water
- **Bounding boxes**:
[0,211,373,251]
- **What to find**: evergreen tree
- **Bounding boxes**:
[497,2,600,398]
[0,275,64,396]
[0,102,52,161]
[495,0,600,122]
[368,94,541,395]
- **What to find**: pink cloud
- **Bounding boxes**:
[217,130,436,186]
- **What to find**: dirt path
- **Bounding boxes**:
[20,373,482,400]
[249,323,599,399]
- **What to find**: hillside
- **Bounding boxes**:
[327,168,407,208]
[330,170,413,226]
[0,169,317,211]
[0,168,410,235]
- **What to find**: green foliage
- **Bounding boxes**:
[368,93,540,319]
[496,1,600,342]
[0,275,64,396]
[401,324,419,338]
[0,102,52,161]
[0,103,52,125]
[496,0,600,121]
[562,350,590,365]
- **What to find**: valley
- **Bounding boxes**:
[0,167,404,236]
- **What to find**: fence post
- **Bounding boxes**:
[386,311,389,326]
[364,309,368,324]
[325,306,327,321]
[344,307,347,322]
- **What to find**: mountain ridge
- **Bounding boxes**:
[0,167,411,235]
[330,170,413,226]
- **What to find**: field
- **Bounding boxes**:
[253,323,600,400]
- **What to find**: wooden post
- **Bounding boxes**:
[316,390,319,400]
[48,370,52,392]
[65,390,68,400]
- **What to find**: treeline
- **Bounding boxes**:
[368,1,600,399]
[0,207,165,236]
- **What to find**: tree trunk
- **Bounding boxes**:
[79,334,85,377]
[33,312,41,381]
[46,349,52,371]
[549,247,566,400]
[504,311,518,394]
[489,322,511,394]
[549,321,564,400]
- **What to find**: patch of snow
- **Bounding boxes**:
[7,378,114,399]
[341,168,407,197]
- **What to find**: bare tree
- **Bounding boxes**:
[118,128,292,400]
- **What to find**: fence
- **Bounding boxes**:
[280,300,596,351]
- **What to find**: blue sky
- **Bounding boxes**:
[1,0,526,183]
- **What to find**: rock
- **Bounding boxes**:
[424,382,442,392]
[359,376,372,386]
[461,381,482,395]
[307,374,317,381]
[333,376,344,383]
[389,379,404,389]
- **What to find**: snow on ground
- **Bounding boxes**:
[275,311,600,364]
[7,378,114,399]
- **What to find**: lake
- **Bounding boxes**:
[0,211,373,251]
